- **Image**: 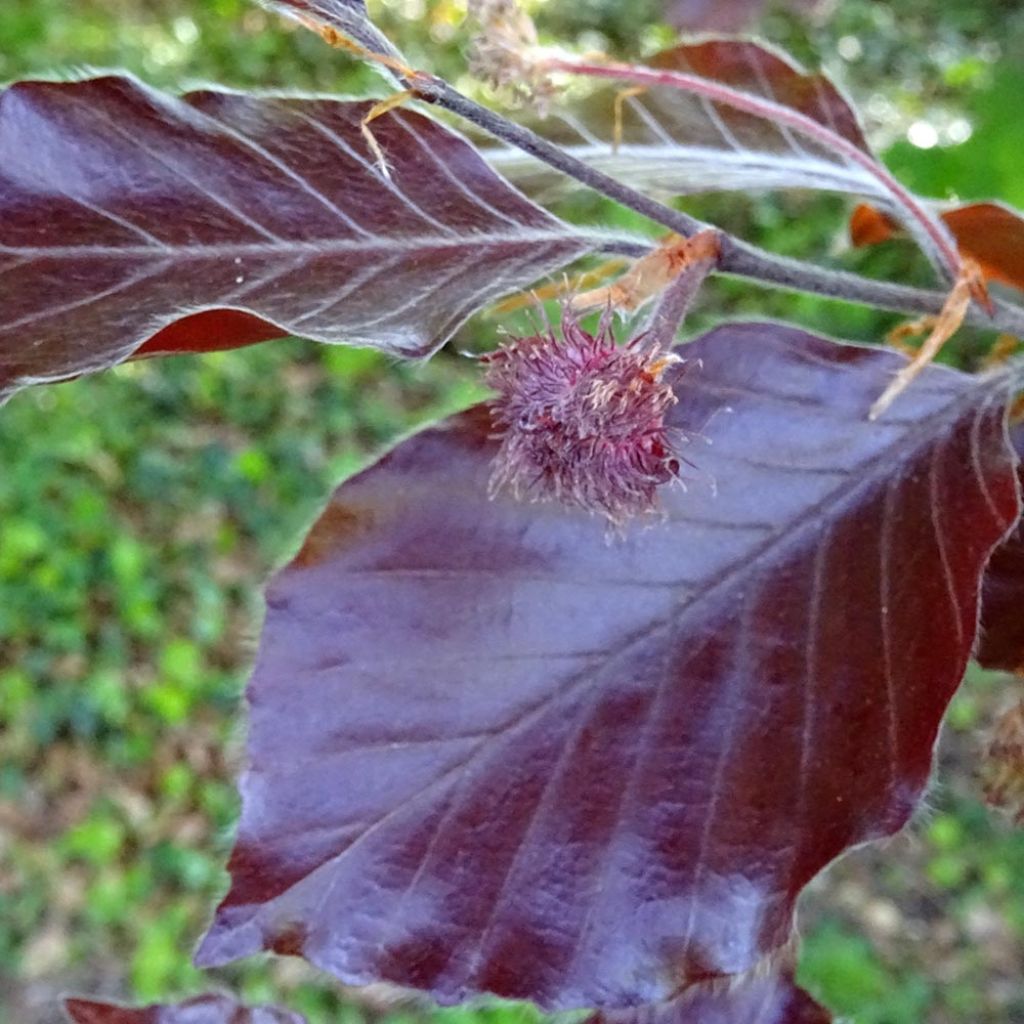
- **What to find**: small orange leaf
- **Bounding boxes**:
[849,202,899,247]
[850,200,1024,294]
[942,202,1024,293]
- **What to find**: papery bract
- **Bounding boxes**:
[982,698,1024,823]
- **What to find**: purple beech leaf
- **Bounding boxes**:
[0,75,592,402]
[64,994,305,1024]
[521,41,957,276]
[977,419,1024,673]
[196,323,1019,1014]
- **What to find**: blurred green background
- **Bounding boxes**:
[1,1,1023,1022]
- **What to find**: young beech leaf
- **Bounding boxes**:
[534,42,959,278]
[64,994,305,1024]
[977,420,1024,673]
[488,64,883,207]
[0,76,591,402]
[196,322,1019,1017]
[489,38,938,258]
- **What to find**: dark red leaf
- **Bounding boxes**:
[196,323,1018,1014]
[977,419,1024,673]
[0,76,591,401]
[850,200,1024,293]
[64,994,305,1024]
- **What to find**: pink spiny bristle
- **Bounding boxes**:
[483,309,685,527]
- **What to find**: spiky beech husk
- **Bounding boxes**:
[483,310,684,526]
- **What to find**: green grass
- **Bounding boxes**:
[0,342,484,1022]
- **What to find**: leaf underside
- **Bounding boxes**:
[261,0,404,66]
[197,323,1018,1018]
[0,76,590,401]
[64,994,305,1024]
[490,39,884,206]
